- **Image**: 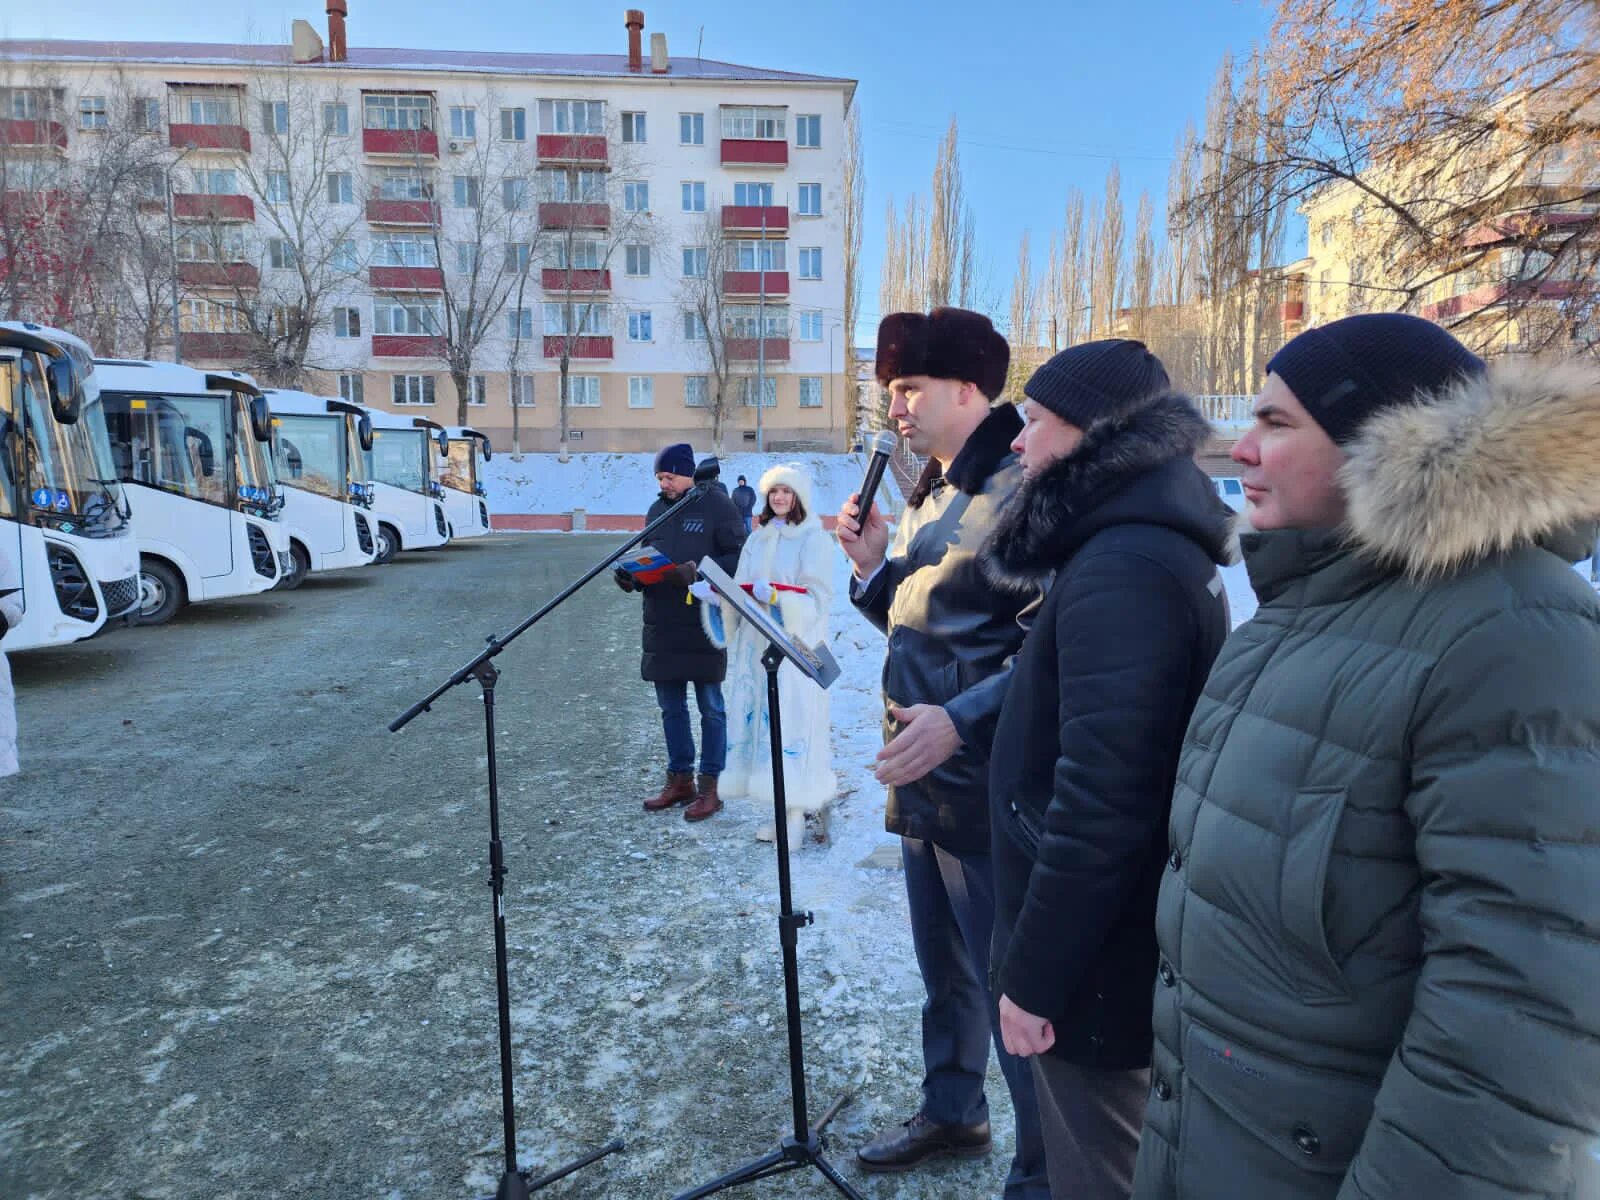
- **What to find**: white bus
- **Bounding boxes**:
[363,407,451,561]
[439,425,493,539]
[265,390,379,585]
[97,360,291,625]
[0,323,140,651]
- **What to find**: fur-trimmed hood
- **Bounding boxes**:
[981,392,1233,589]
[756,461,819,534]
[1340,357,1600,579]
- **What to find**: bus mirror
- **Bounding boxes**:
[357,413,374,452]
[249,395,272,443]
[45,356,83,424]
[480,438,492,462]
[436,428,449,456]
[186,426,216,477]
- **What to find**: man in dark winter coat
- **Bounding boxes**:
[731,475,758,530]
[618,443,746,821]
[836,307,1048,1199]
[980,341,1231,1199]
[1133,314,1600,1199]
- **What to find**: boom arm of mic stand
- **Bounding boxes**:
[388,483,715,733]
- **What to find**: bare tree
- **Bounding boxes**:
[1042,189,1087,351]
[675,209,744,452]
[1005,230,1040,397]
[1090,163,1126,338]
[841,103,864,445]
[927,117,976,307]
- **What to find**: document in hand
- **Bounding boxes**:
[615,545,681,586]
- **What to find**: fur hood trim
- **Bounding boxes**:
[1341,357,1600,579]
[757,462,822,535]
[907,403,1024,508]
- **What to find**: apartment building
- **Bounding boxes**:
[0,7,857,451]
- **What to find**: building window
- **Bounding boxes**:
[371,233,438,268]
[135,166,164,201]
[79,96,107,130]
[261,100,289,135]
[332,239,360,271]
[628,310,653,342]
[543,302,610,336]
[4,89,42,120]
[450,106,476,139]
[513,374,536,407]
[132,97,162,132]
[564,375,602,407]
[172,86,241,127]
[737,377,778,408]
[365,94,432,131]
[374,167,431,201]
[799,376,823,408]
[730,240,786,271]
[323,102,349,135]
[726,305,789,338]
[733,181,774,207]
[333,307,362,338]
[797,183,821,216]
[680,112,704,145]
[326,171,355,204]
[508,308,535,339]
[175,228,246,263]
[795,114,821,148]
[338,373,364,404]
[456,244,478,274]
[468,375,487,407]
[504,242,532,274]
[191,168,239,195]
[621,112,647,143]
[722,106,785,140]
[540,168,606,202]
[682,246,708,278]
[267,239,297,269]
[682,311,707,341]
[625,244,650,277]
[179,297,250,334]
[500,107,527,141]
[392,374,436,406]
[537,99,604,134]
[684,376,709,407]
[265,171,291,203]
[681,181,706,212]
[550,238,602,270]
[799,246,822,279]
[623,180,650,213]
[374,299,442,334]
[453,175,481,208]
[502,178,529,211]
[628,376,655,408]
[798,311,823,341]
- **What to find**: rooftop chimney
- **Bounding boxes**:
[625,9,644,72]
[650,32,669,74]
[326,0,348,64]
[291,19,325,63]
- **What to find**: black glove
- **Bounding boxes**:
[664,563,699,588]
[613,567,637,593]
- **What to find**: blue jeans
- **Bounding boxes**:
[654,680,726,777]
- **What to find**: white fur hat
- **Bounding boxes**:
[757,461,815,519]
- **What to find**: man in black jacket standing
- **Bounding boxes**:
[979,342,1230,1198]
[618,444,746,821]
[731,475,758,531]
[836,308,1047,1199]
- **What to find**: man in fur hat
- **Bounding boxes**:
[980,340,1232,1199]
[1132,314,1600,1198]
[836,307,1047,1197]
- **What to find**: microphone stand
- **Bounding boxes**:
[389,465,720,1199]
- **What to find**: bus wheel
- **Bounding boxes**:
[375,524,399,565]
[133,560,184,626]
[277,542,311,591]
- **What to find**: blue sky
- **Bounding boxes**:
[4,0,1277,343]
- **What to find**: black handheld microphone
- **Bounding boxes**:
[854,430,899,521]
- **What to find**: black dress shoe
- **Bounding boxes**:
[856,1111,992,1173]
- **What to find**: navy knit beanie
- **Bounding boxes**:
[1266,313,1486,445]
[653,442,695,477]
[1023,339,1171,428]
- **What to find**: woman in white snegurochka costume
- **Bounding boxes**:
[690,463,837,845]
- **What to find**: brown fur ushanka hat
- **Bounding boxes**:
[875,307,1010,400]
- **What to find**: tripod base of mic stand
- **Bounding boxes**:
[484,1139,625,1199]
[671,1092,864,1200]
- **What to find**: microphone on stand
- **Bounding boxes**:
[853,430,899,521]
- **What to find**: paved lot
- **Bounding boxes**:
[3,535,1021,1199]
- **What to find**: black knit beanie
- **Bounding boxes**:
[653,442,695,477]
[1023,339,1171,428]
[1266,313,1486,445]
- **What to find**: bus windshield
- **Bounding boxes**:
[231,393,276,505]
[440,440,475,493]
[19,360,128,530]
[103,391,229,506]
[275,414,346,501]
[345,416,368,489]
[369,428,427,493]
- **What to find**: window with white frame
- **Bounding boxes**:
[737,376,778,408]
[261,100,288,135]
[371,233,438,268]
[503,177,530,211]
[453,175,481,208]
[625,244,650,277]
[549,238,602,270]
[681,181,705,212]
[79,96,107,130]
[332,239,360,271]
[543,302,610,336]
[798,310,823,341]
[628,376,654,407]
[682,246,708,278]
[326,171,355,204]
[449,106,476,139]
[500,107,527,141]
[733,181,773,207]
[267,238,297,269]
[795,114,821,148]
[684,376,709,407]
[172,86,241,127]
[374,299,442,334]
[265,171,291,203]
[333,307,362,338]
[132,97,162,132]
[375,167,431,201]
[468,375,487,406]
[174,228,246,262]
[191,167,238,195]
[134,166,164,201]
[729,240,786,271]
[338,373,364,404]
[540,168,606,202]
[621,112,646,143]
[682,311,707,341]
[680,112,704,145]
[179,296,250,333]
[4,89,43,120]
[799,376,823,408]
[456,244,478,274]
[392,374,436,405]
[799,246,821,279]
[564,375,602,407]
[513,374,536,406]
[623,180,650,212]
[323,102,349,134]
[508,308,535,339]
[537,99,604,134]
[797,183,821,216]
[726,305,789,338]
[628,310,653,341]
[722,106,785,140]
[504,242,532,274]
[364,94,432,131]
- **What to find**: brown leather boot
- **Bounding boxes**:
[643,770,695,812]
[684,774,723,822]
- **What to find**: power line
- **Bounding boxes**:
[865,119,1173,164]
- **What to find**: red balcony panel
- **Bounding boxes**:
[1,118,67,150]
[170,123,250,152]
[173,193,255,222]
[372,334,447,357]
[726,337,790,362]
[365,198,439,226]
[370,265,444,291]
[538,202,610,230]
[543,335,613,360]
[177,261,260,288]
[181,332,256,359]
[721,205,789,234]
[363,127,439,157]
[721,138,788,167]
[1280,300,1305,323]
[723,270,789,298]
[536,134,608,164]
[541,267,611,292]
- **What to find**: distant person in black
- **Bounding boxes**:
[732,475,758,531]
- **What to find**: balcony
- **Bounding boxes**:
[180,331,255,359]
[727,337,790,362]
[177,261,260,288]
[173,193,255,222]
[365,198,440,226]
[537,134,608,165]
[722,205,789,235]
[1420,278,1580,322]
[721,139,788,167]
[543,335,613,360]
[723,270,789,299]
[1,118,67,151]
[170,123,251,152]
[539,202,610,231]
[1280,300,1305,323]
[541,268,611,292]
[371,334,447,358]
[363,127,439,158]
[369,266,444,292]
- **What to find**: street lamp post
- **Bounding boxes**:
[165,142,197,365]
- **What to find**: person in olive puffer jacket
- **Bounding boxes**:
[1133,313,1600,1200]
